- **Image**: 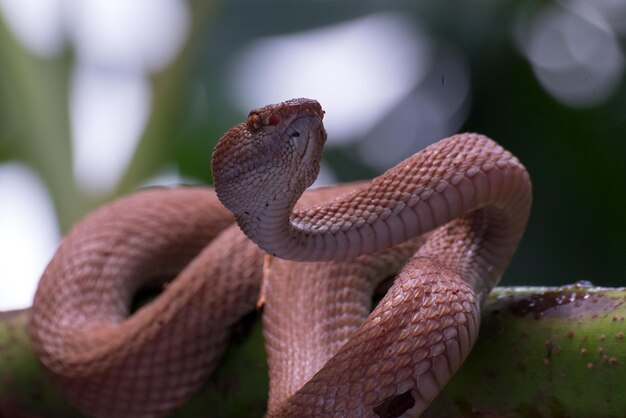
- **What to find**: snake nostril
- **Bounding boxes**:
[373,390,415,418]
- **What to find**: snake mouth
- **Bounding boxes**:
[285,114,325,161]
[300,132,309,159]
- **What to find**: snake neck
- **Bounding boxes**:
[212,99,531,285]
[230,134,531,282]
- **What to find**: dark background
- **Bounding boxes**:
[1,0,625,297]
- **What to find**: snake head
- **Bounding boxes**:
[212,98,327,230]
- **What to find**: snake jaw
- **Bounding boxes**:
[283,113,326,188]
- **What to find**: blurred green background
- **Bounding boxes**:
[0,0,625,309]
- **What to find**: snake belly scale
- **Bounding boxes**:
[29,98,531,417]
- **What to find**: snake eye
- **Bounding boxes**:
[247,113,262,131]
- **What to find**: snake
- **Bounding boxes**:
[29,98,532,418]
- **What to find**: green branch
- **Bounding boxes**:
[2,285,625,417]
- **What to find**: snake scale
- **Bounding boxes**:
[29,98,531,417]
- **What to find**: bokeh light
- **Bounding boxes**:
[0,164,60,309]
[230,13,428,143]
[517,1,624,107]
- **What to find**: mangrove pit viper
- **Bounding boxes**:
[29,98,532,417]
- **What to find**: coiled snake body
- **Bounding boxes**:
[29,98,531,417]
